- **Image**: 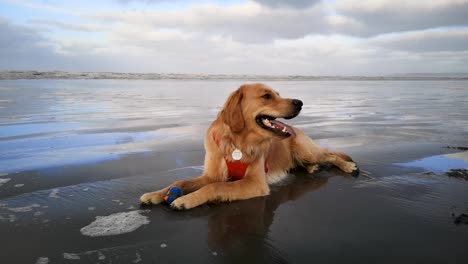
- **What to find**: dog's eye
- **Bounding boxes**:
[262,93,272,99]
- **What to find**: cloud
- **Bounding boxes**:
[0,17,114,71]
[2,0,80,15]
[1,1,468,74]
[0,17,41,51]
[251,0,321,8]
[91,1,468,44]
[115,0,322,8]
[332,0,468,36]
[28,19,108,32]
[89,2,331,43]
[0,15,370,75]
[115,0,171,3]
[369,28,468,52]
[0,18,60,70]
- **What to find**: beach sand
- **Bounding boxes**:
[0,79,467,263]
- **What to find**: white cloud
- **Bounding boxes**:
[332,0,468,36]
[1,0,468,74]
[2,0,81,16]
[251,0,321,8]
[28,19,109,32]
[369,28,468,52]
[88,2,330,43]
[0,18,62,70]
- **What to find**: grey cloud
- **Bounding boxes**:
[185,8,327,42]
[2,1,468,75]
[0,18,42,51]
[115,0,175,3]
[0,18,59,70]
[90,4,330,43]
[116,0,320,7]
[369,29,468,53]
[0,18,105,71]
[28,19,107,32]
[118,0,322,8]
[334,0,468,36]
[252,0,321,8]
[95,1,468,44]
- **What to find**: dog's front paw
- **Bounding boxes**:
[170,199,186,210]
[307,164,320,174]
[342,161,358,174]
[139,192,163,205]
[170,196,196,210]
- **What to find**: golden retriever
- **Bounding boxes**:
[140,83,358,209]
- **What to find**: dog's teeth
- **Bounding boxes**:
[282,127,287,132]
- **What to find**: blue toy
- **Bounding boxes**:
[163,187,183,204]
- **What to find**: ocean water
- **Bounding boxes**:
[0,79,467,263]
[1,79,466,172]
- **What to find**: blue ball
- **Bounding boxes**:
[163,187,183,204]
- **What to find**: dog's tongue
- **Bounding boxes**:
[270,120,296,137]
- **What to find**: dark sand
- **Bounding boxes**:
[0,80,468,263]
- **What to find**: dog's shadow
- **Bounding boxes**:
[209,168,354,249]
[153,167,357,261]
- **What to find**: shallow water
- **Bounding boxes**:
[0,80,467,263]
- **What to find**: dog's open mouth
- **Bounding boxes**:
[256,115,297,138]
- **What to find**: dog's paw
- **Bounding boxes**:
[342,162,358,174]
[170,201,186,210]
[307,164,320,174]
[170,198,187,210]
[170,196,195,210]
[139,192,163,205]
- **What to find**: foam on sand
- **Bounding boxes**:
[0,214,16,222]
[49,188,60,198]
[35,257,50,264]
[63,253,80,260]
[80,210,150,237]
[0,178,10,187]
[8,203,41,213]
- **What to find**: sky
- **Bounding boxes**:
[0,0,468,75]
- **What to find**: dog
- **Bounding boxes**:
[140,83,358,209]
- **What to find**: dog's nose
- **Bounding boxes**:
[292,99,303,107]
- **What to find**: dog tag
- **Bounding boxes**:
[232,149,243,160]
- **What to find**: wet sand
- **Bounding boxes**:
[0,79,468,263]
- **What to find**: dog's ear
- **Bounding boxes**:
[221,88,245,133]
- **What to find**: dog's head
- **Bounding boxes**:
[220,83,302,139]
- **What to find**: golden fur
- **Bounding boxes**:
[140,83,358,209]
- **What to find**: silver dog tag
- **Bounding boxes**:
[232,149,243,160]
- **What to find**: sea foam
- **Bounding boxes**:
[80,210,150,237]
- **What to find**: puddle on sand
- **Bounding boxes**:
[395,151,468,172]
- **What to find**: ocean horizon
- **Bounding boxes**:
[2,71,468,81]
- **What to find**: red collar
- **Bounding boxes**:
[212,132,268,181]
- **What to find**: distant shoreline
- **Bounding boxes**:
[1,71,468,81]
